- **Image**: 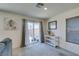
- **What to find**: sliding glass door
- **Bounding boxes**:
[25,21,41,45]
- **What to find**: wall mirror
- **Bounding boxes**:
[48,21,57,30]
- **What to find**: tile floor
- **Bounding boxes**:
[12,43,78,56]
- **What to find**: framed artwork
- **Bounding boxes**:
[4,17,17,30]
[48,21,57,30]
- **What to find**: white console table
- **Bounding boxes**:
[44,35,59,47]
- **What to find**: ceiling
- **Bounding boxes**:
[0,3,79,19]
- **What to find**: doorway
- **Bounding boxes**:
[25,21,41,46]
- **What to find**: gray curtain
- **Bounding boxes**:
[40,21,44,43]
[21,19,26,47]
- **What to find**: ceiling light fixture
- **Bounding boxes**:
[44,7,47,10]
[36,3,44,8]
[36,3,47,11]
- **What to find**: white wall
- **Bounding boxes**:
[48,7,79,55]
[0,11,43,49]
[0,12,24,49]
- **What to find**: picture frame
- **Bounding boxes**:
[48,21,57,30]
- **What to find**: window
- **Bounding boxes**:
[66,16,79,44]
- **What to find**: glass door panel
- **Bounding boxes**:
[26,21,41,44]
[34,22,40,42]
[27,22,34,44]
